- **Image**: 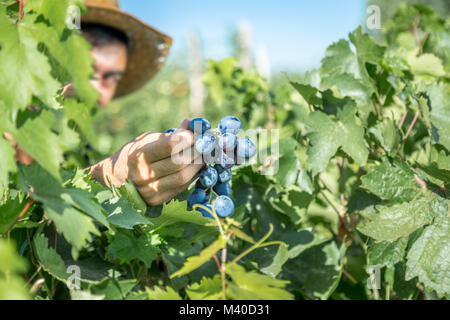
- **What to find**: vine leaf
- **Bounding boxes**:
[368,237,408,268]
[361,158,420,203]
[225,263,294,300]
[150,199,213,228]
[305,101,369,175]
[357,193,447,242]
[170,236,227,279]
[13,110,64,181]
[106,229,160,268]
[427,83,450,151]
[0,136,17,196]
[281,241,346,300]
[146,286,182,300]
[405,220,450,298]
[0,9,60,111]
[103,197,151,230]
[186,276,222,300]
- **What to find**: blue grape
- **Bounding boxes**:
[216,149,235,169]
[195,180,207,190]
[237,138,257,159]
[199,166,218,188]
[214,164,232,183]
[196,203,214,219]
[213,182,231,196]
[195,133,215,154]
[187,189,207,211]
[189,118,211,134]
[217,133,237,151]
[165,128,177,134]
[214,196,235,218]
[219,116,241,135]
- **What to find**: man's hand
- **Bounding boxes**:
[89,119,204,206]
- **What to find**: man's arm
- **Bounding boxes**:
[88,119,204,206]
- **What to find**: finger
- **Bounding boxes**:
[138,129,195,164]
[180,118,191,130]
[133,150,203,186]
[140,175,198,207]
[137,162,203,200]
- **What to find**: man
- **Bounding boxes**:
[14,0,204,206]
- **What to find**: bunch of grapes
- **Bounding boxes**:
[167,116,256,219]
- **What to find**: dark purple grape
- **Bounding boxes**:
[217,133,237,151]
[187,189,207,211]
[189,118,211,134]
[214,196,235,218]
[236,138,257,159]
[219,116,241,135]
[195,133,215,154]
[213,182,231,196]
[199,166,218,188]
[215,149,235,169]
[214,164,232,183]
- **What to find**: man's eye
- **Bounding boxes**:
[105,74,122,84]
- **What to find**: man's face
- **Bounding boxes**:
[88,41,128,107]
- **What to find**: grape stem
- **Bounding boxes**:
[19,0,24,20]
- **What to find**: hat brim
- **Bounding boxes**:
[82,4,173,98]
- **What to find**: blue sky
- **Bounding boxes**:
[120,0,367,72]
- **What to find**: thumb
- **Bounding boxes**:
[179,118,191,130]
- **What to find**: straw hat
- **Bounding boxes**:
[81,0,173,98]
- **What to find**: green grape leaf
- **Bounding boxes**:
[186,276,222,300]
[103,197,151,229]
[46,207,100,259]
[63,99,98,148]
[150,199,213,228]
[170,236,227,279]
[358,193,447,242]
[13,110,64,181]
[36,26,99,106]
[18,163,105,257]
[0,136,17,195]
[406,51,446,77]
[26,0,70,36]
[361,158,420,203]
[349,26,385,90]
[305,101,368,175]
[226,263,294,300]
[280,229,329,259]
[247,244,289,278]
[146,286,182,300]
[368,237,408,268]
[427,83,450,151]
[0,10,60,111]
[0,194,28,235]
[290,82,322,106]
[282,241,346,300]
[368,118,402,154]
[0,240,29,300]
[106,229,160,268]
[89,279,136,300]
[406,219,450,297]
[33,233,69,281]
[321,39,360,78]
